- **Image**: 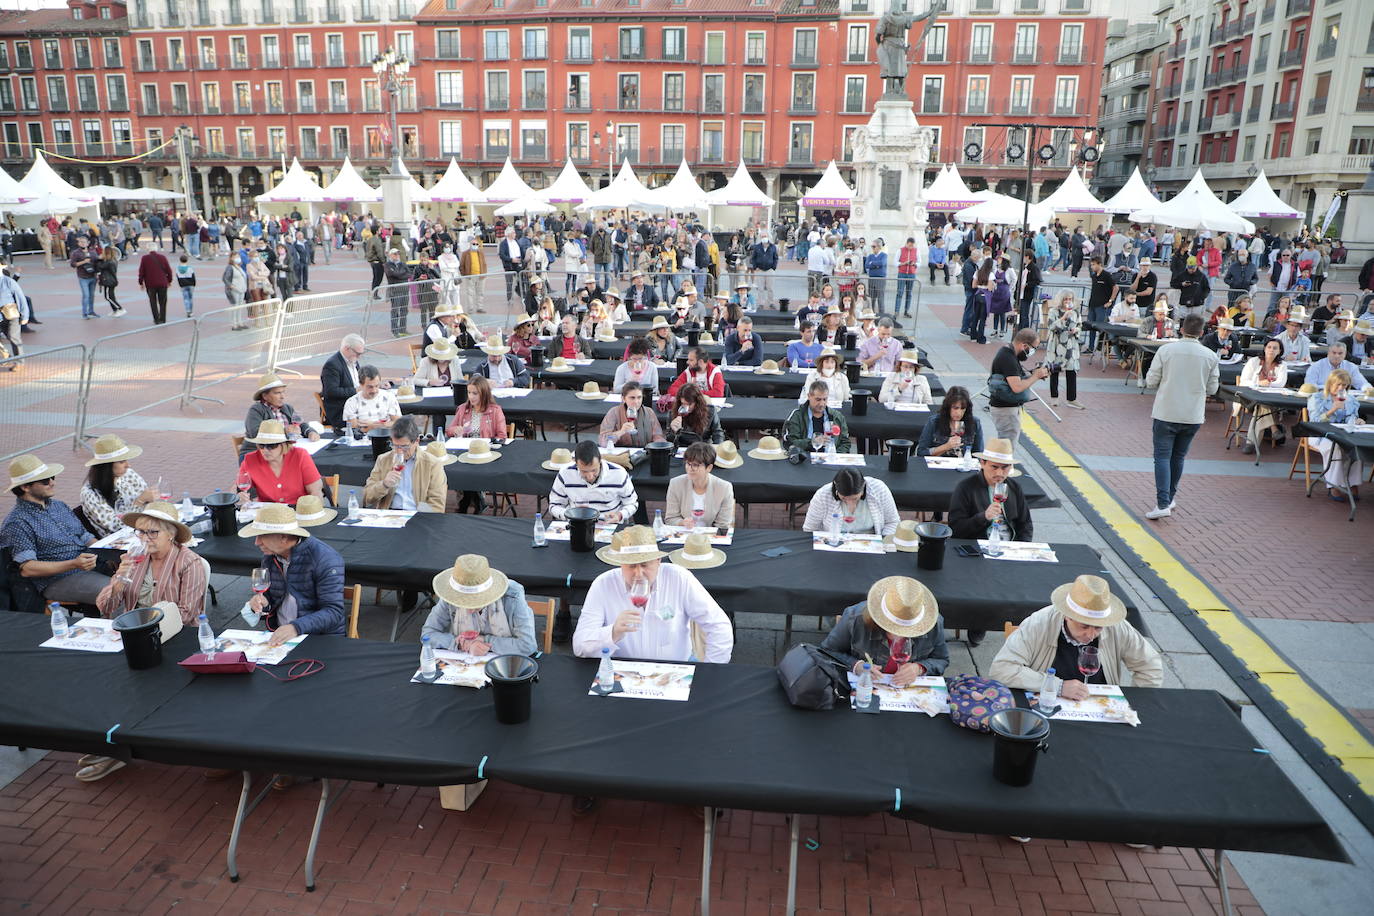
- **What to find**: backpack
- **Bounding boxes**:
[946,675,1015,732]
[988,373,1032,406]
[776,643,852,710]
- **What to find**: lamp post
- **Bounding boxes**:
[371,48,413,231]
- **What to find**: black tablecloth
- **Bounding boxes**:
[195,514,1117,630]
[1294,421,1374,458]
[313,439,1051,514]
[1217,363,1307,388]
[640,308,907,331]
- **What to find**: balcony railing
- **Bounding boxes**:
[1161,80,1181,99]
[962,97,989,115]
[1156,123,1177,139]
[1261,3,1275,24]
[518,145,548,162]
[1277,46,1304,68]
[789,101,817,115]
[139,100,160,116]
[1285,0,1312,17]
[1356,91,1374,112]
[790,55,818,68]
[483,95,510,111]
[1167,41,1186,60]
[108,97,130,112]
[1057,48,1082,65]
[48,95,70,112]
[77,96,99,112]
[1308,96,1327,115]
[229,54,251,69]
[293,53,313,68]
[222,10,247,25]
[564,94,591,112]
[325,53,347,68]
[1246,107,1261,122]
[788,149,814,166]
[1010,44,1042,65]
[1315,38,1336,61]
[968,48,995,64]
[1270,100,1295,119]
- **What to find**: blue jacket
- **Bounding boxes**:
[864,252,887,278]
[961,257,980,293]
[260,536,345,635]
[750,241,778,271]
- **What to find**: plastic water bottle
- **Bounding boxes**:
[856,662,874,708]
[1040,667,1058,705]
[180,490,194,519]
[419,635,437,676]
[827,510,842,546]
[49,603,68,639]
[597,647,615,690]
[825,436,837,458]
[985,517,1006,557]
[532,512,547,546]
[961,445,973,470]
[652,509,665,541]
[197,613,216,659]
[347,488,360,521]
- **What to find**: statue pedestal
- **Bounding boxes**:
[849,98,934,290]
[380,172,413,229]
[1331,185,1373,288]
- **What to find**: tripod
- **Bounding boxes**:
[974,379,1063,424]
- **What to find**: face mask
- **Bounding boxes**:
[1018,347,1035,361]
[821,367,834,377]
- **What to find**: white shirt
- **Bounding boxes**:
[573,563,734,663]
[807,245,835,274]
[488,357,515,388]
[343,389,400,426]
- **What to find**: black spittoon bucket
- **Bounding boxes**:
[988,708,1051,787]
[850,388,871,416]
[675,354,689,376]
[646,440,674,477]
[887,438,913,473]
[528,345,545,368]
[204,490,238,537]
[566,506,599,552]
[369,429,392,459]
[687,328,701,348]
[844,360,861,384]
[844,330,858,351]
[914,521,951,571]
[113,606,165,670]
[485,654,539,724]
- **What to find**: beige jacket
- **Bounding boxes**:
[363,449,449,511]
[988,606,1163,690]
[664,474,736,528]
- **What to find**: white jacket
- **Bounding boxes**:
[989,606,1163,690]
[1145,337,1219,424]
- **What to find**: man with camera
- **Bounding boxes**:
[987,329,1048,450]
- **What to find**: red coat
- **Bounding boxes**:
[666,363,725,399]
[137,250,173,288]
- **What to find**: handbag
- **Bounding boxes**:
[1,303,17,321]
[946,675,1014,732]
[179,650,256,674]
[988,373,1032,406]
[776,643,852,710]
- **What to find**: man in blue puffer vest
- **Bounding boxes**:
[240,504,345,644]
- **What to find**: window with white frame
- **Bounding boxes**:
[437,72,463,106]
[846,25,868,62]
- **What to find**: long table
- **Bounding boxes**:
[614,321,915,345]
[463,340,865,365]
[313,438,1053,515]
[195,512,1115,632]
[1292,419,1374,521]
[0,613,1346,910]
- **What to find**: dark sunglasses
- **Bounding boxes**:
[257,442,284,451]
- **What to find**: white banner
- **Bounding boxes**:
[1317,193,1343,238]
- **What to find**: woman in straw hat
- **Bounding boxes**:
[96,501,207,627]
[242,371,322,457]
[990,574,1161,696]
[79,435,158,538]
[644,315,681,363]
[665,441,735,527]
[1325,309,1356,349]
[413,338,461,389]
[796,348,850,406]
[879,349,933,408]
[421,554,536,657]
[820,575,949,684]
[239,420,326,506]
[507,315,539,361]
[574,525,734,664]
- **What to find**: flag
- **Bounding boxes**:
[1316,193,1342,238]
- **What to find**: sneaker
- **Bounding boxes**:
[74,756,126,782]
[1168,499,1176,510]
[1144,506,1171,520]
[1241,442,1256,454]
[1008,836,1032,844]
[1065,402,1086,411]
[572,795,600,817]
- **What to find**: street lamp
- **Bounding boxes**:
[371,48,410,178]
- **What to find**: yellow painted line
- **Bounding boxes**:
[1021,415,1374,793]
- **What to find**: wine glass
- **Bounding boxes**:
[889,636,911,675]
[691,508,705,528]
[155,475,171,502]
[992,482,1008,505]
[1077,646,1101,682]
[628,578,650,622]
[235,469,252,503]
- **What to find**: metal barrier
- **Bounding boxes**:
[182,298,283,406]
[273,288,373,370]
[0,344,88,463]
[78,319,199,442]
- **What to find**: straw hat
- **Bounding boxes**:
[1215,321,1236,331]
[513,315,536,330]
[747,435,787,460]
[541,447,575,471]
[699,332,715,344]
[674,296,692,310]
[245,419,289,444]
[886,520,921,553]
[755,359,784,375]
[121,500,192,544]
[293,494,337,526]
[8,454,63,488]
[1051,574,1127,627]
[650,315,671,331]
[670,532,726,569]
[1333,309,1356,324]
[1352,319,1374,337]
[457,439,500,464]
[85,434,144,467]
[630,270,644,279]
[433,303,464,318]
[824,305,843,316]
[545,356,576,373]
[1285,308,1310,325]
[596,525,668,566]
[238,504,311,539]
[394,383,421,403]
[735,281,752,290]
[604,287,623,301]
[575,381,604,399]
[714,440,744,468]
[595,327,619,342]
[425,339,460,362]
[972,438,1017,464]
[897,349,921,366]
[1152,302,1168,314]
[864,576,938,639]
[432,554,510,609]
[816,347,842,367]
[1298,382,1318,395]
[424,440,458,466]
[713,291,730,301]
[480,334,510,355]
[254,372,287,396]
[857,311,878,322]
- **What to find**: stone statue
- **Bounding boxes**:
[876,1,944,99]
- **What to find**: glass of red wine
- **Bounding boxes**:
[235,469,252,502]
[628,578,650,625]
[1077,645,1100,682]
[992,481,1008,505]
[889,636,911,671]
[691,508,705,528]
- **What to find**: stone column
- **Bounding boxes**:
[762,169,780,231]
[227,166,243,211]
[197,166,213,216]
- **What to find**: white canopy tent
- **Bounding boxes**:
[20,151,99,205]
[923,164,980,211]
[0,168,36,205]
[1228,169,1301,220]
[393,159,431,204]
[1129,170,1256,234]
[539,159,594,205]
[576,160,650,212]
[706,162,774,207]
[256,158,324,204]
[426,158,487,203]
[800,161,855,209]
[319,157,380,203]
[1037,166,1106,215]
[494,196,556,218]
[638,159,710,211]
[82,184,184,201]
[1101,168,1162,215]
[954,193,1054,229]
[481,158,537,204]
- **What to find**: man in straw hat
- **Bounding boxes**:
[363,416,448,512]
[2,454,110,604]
[1341,317,1372,363]
[243,372,323,457]
[548,440,638,524]
[239,504,346,643]
[471,334,531,389]
[783,381,853,454]
[626,269,659,311]
[574,524,733,664]
[1199,319,1241,361]
[1303,340,1364,390]
[1273,308,1312,363]
[421,554,537,656]
[1143,314,1218,520]
[820,575,949,683]
[990,574,1161,697]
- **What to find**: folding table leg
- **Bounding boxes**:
[700,806,716,916]
[1213,848,1232,916]
[226,771,274,883]
[304,778,346,892]
[785,814,800,916]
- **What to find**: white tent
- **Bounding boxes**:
[19,151,99,206]
[954,193,1054,229]
[427,158,486,203]
[0,168,35,205]
[1129,170,1256,234]
[638,159,710,211]
[1,195,89,216]
[494,196,556,218]
[1101,168,1162,215]
[1228,169,1301,220]
[539,159,594,205]
[923,164,979,210]
[319,157,380,203]
[576,160,649,212]
[800,161,855,209]
[1037,166,1106,214]
[256,158,324,203]
[482,157,536,204]
[393,159,432,204]
[706,162,774,207]
[84,184,184,201]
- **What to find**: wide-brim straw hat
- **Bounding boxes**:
[457,439,500,464]
[85,434,144,467]
[121,500,192,544]
[699,332,715,344]
[432,554,509,609]
[674,297,692,310]
[424,440,458,466]
[714,441,744,468]
[9,454,63,488]
[747,435,787,460]
[604,287,623,301]
[596,525,668,565]
[546,356,576,372]
[972,437,1017,464]
[1051,574,1127,627]
[426,340,460,362]
[394,384,421,403]
[1286,308,1311,325]
[595,328,619,342]
[755,359,784,375]
[480,334,510,355]
[865,576,938,639]
[1333,309,1356,323]
[1352,319,1374,336]
[897,349,922,366]
[238,504,311,539]
[246,419,289,444]
[293,494,337,526]
[651,315,671,331]
[670,532,726,569]
[886,520,921,553]
[713,291,730,301]
[254,372,287,396]
[513,315,536,330]
[542,447,575,471]
[824,305,843,316]
[735,281,752,290]
[575,381,604,399]
[433,304,464,318]
[1215,321,1236,331]
[816,347,842,367]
